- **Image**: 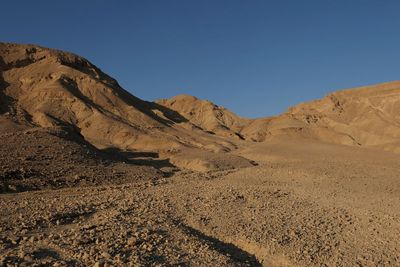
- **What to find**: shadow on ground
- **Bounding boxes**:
[102,147,177,170]
[173,220,262,266]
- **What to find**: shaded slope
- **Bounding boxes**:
[156,94,249,139]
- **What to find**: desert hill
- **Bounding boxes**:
[156,94,249,139]
[2,42,400,177]
[158,83,400,153]
[0,42,183,150]
[241,81,400,153]
[0,42,254,177]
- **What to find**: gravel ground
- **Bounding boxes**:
[1,140,400,266]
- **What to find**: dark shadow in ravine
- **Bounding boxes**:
[101,147,177,170]
[173,220,262,266]
[148,102,189,124]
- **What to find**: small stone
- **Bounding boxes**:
[23,255,33,262]
[127,237,137,246]
[18,251,26,258]
[81,252,90,261]
[101,251,111,259]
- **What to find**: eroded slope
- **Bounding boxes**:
[0,43,254,173]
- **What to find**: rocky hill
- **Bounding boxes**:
[242,81,400,153]
[0,42,254,182]
[2,42,400,186]
[156,94,249,139]
[158,82,400,153]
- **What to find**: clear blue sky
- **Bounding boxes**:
[2,1,400,118]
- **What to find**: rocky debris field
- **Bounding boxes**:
[0,178,260,267]
[0,127,161,193]
[1,139,400,267]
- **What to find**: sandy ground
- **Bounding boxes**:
[1,139,399,267]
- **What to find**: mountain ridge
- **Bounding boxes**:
[157,81,400,153]
[0,42,254,174]
[2,42,400,163]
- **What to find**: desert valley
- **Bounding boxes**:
[1,43,400,266]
